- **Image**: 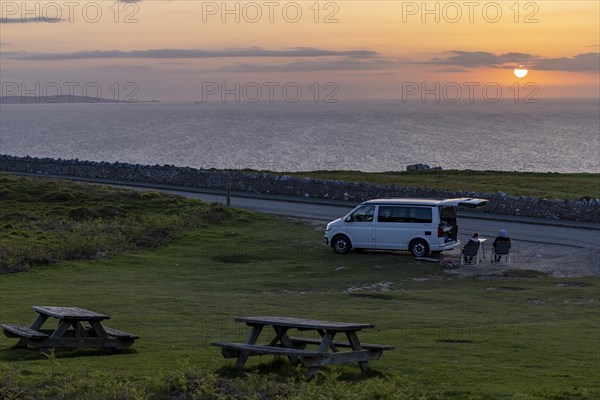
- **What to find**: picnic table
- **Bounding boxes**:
[212,316,394,377]
[1,306,138,350]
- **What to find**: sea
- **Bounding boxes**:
[1,99,598,173]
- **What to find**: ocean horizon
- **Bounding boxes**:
[1,98,598,173]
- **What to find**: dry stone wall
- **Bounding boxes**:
[1,155,598,222]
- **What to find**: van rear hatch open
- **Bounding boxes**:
[437,198,488,242]
[439,205,458,242]
[440,198,489,208]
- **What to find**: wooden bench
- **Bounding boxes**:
[212,341,325,359]
[1,324,48,340]
[289,336,395,351]
[103,326,139,340]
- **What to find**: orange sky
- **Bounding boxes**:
[1,1,598,100]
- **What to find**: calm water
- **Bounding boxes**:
[1,99,598,173]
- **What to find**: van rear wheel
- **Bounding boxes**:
[332,235,351,254]
[410,239,430,257]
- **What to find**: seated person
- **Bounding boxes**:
[493,229,511,262]
[464,232,480,264]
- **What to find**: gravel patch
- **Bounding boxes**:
[446,241,599,278]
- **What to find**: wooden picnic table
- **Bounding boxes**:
[212,316,394,377]
[1,306,138,350]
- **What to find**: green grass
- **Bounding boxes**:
[267,170,600,200]
[0,173,247,273]
[1,218,598,398]
[1,175,598,399]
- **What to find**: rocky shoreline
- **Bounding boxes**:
[1,154,598,222]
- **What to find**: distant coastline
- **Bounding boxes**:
[1,95,159,104]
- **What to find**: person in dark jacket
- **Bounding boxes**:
[464,232,480,264]
[493,229,511,262]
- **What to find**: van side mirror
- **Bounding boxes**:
[345,215,353,222]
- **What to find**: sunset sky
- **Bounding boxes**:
[1,1,598,101]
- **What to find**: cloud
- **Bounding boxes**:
[427,51,535,67]
[5,47,379,61]
[436,67,469,73]
[529,53,599,71]
[1,17,63,23]
[196,58,393,73]
[421,50,599,72]
[88,64,155,72]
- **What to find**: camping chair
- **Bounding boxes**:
[460,241,480,266]
[492,242,511,265]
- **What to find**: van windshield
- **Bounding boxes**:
[349,206,375,222]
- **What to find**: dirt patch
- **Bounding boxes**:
[556,282,590,288]
[345,281,394,292]
[562,298,596,305]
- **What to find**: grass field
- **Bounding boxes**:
[1,175,599,399]
[275,170,600,200]
[0,173,244,273]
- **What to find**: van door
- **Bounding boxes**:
[344,205,376,249]
[375,206,433,251]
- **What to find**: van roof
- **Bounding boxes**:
[362,198,488,207]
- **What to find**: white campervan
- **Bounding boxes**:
[324,198,488,257]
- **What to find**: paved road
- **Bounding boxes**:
[7,172,598,250]
[115,185,599,250]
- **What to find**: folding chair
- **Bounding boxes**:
[460,241,480,266]
[492,242,511,265]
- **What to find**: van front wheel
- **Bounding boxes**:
[332,235,352,254]
[410,239,430,257]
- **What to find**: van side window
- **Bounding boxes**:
[412,208,432,223]
[378,206,432,223]
[350,206,375,222]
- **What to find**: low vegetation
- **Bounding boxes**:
[0,173,247,273]
[0,174,598,399]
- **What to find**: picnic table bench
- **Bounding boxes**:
[2,306,138,350]
[212,316,394,377]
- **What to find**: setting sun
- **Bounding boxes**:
[514,68,529,79]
